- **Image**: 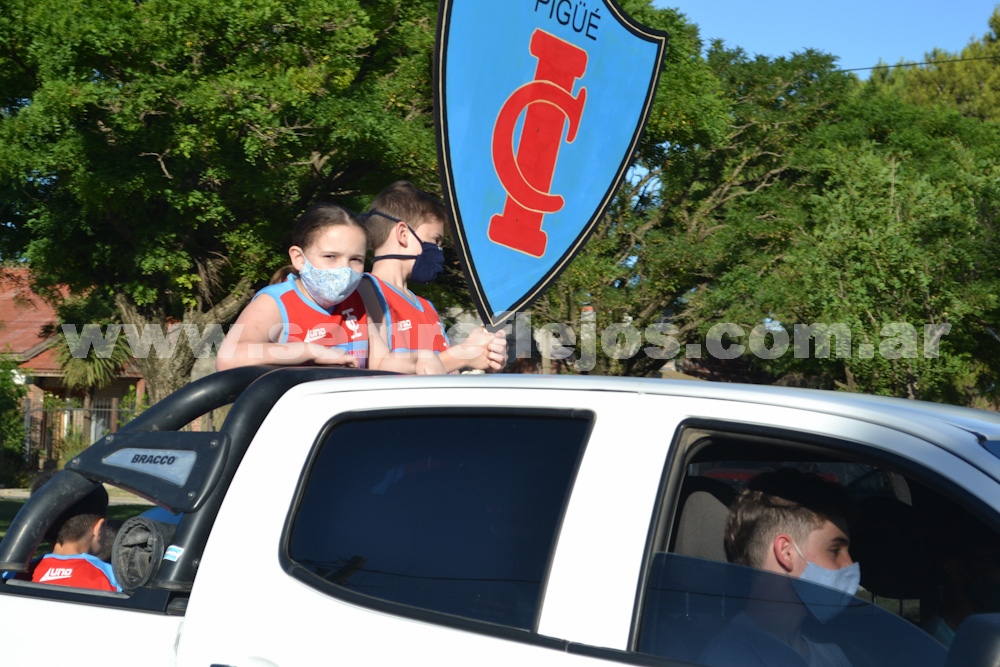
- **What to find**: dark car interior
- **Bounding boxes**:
[637,425,1000,667]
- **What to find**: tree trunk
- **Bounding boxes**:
[82,390,93,443]
[114,279,251,406]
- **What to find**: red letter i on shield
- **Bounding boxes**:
[489,30,588,258]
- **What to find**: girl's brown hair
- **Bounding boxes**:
[291,204,366,250]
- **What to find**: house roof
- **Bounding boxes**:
[20,345,62,376]
[0,268,142,379]
[0,269,58,363]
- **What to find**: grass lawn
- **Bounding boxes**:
[0,500,151,541]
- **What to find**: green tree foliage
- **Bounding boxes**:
[0,0,440,401]
[872,8,1000,122]
[534,24,1000,405]
[693,91,1000,403]
[534,42,854,376]
[51,295,134,407]
[0,354,27,483]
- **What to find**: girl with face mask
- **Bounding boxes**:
[217,204,440,373]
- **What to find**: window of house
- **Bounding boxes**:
[284,410,590,631]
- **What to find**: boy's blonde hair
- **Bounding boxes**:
[365,180,448,250]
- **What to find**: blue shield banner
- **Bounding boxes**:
[435,0,667,328]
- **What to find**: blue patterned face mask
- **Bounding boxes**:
[298,259,362,309]
[792,542,861,623]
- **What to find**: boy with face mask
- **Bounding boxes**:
[363,181,507,374]
[700,469,860,667]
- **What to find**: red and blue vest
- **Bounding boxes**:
[254,274,369,368]
[364,274,449,354]
[32,553,121,592]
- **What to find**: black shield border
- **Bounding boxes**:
[434,0,668,330]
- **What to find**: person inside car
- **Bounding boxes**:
[699,468,860,667]
[31,485,122,592]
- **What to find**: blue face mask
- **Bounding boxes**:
[792,542,862,623]
[298,259,362,310]
[369,211,446,284]
[407,227,446,284]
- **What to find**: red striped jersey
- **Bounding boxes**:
[364,274,449,354]
[254,274,369,368]
[32,553,121,592]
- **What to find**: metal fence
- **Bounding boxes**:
[21,397,139,469]
[18,396,223,470]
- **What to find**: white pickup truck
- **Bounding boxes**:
[2,366,1000,667]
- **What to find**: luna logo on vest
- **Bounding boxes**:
[304,327,327,343]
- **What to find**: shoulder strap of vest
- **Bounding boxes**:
[363,273,394,350]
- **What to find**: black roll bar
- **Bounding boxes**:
[0,365,392,582]
[0,470,100,571]
[150,366,393,589]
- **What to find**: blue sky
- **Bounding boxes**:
[653,1,999,77]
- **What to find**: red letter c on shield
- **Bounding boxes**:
[492,80,586,214]
[488,30,588,258]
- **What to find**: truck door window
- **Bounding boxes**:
[284,410,590,632]
[635,427,998,667]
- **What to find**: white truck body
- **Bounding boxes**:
[3,369,1000,667]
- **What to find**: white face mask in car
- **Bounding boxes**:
[791,542,861,623]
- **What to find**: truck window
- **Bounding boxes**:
[635,426,999,667]
[284,410,590,631]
